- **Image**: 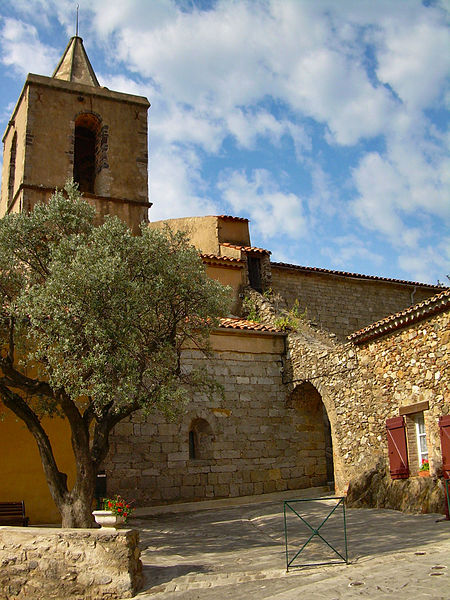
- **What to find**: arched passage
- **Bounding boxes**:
[291,381,334,488]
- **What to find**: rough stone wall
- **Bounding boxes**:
[271,265,441,340]
[106,346,330,505]
[284,307,449,512]
[0,527,142,600]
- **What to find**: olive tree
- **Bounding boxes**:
[0,183,230,527]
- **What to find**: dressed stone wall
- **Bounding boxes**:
[0,527,142,600]
[106,340,331,505]
[271,265,441,340]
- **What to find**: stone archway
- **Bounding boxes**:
[290,381,334,489]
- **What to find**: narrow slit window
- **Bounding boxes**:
[189,430,196,460]
[188,418,213,460]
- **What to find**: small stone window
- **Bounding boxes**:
[405,411,429,472]
[188,418,214,460]
[413,413,429,466]
[399,402,430,475]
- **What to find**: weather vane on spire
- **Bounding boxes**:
[76,4,79,37]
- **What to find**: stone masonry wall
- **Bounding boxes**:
[106,346,330,505]
[0,527,142,600]
[285,308,449,513]
[271,265,441,340]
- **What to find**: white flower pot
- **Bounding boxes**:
[92,510,125,528]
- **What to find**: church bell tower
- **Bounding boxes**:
[0,36,151,233]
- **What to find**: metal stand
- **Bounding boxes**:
[284,496,348,570]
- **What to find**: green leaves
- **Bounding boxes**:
[0,183,230,418]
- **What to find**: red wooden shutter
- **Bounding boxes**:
[386,416,409,479]
[439,415,450,479]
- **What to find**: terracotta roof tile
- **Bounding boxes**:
[201,253,244,265]
[271,262,443,289]
[348,289,450,344]
[219,317,283,333]
[217,215,249,222]
[221,242,271,255]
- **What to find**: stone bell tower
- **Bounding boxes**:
[0,36,151,233]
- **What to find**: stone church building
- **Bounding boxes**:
[1,37,448,523]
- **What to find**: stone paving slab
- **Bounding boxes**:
[126,493,449,599]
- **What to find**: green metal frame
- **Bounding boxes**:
[284,496,348,570]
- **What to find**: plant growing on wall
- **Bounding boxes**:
[0,182,230,527]
[242,294,261,322]
[274,300,308,331]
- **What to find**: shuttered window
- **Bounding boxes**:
[439,415,450,480]
[386,416,409,479]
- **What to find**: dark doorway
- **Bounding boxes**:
[248,256,262,292]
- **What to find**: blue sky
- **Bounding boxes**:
[0,0,449,284]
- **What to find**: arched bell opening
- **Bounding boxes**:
[7,131,17,205]
[73,113,101,194]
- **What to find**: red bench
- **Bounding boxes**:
[0,501,29,526]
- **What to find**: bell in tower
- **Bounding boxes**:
[0,36,151,233]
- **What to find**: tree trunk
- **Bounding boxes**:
[59,488,96,528]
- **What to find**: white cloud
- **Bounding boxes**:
[0,18,59,77]
[225,108,310,156]
[152,103,224,154]
[99,73,149,97]
[398,243,450,285]
[0,0,448,282]
[149,145,218,221]
[218,169,307,240]
[375,13,450,110]
[321,235,383,270]
[351,128,450,248]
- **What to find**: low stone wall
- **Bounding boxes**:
[0,527,142,600]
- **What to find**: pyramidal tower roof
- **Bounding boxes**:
[52,36,99,87]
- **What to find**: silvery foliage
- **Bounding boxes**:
[0,182,231,419]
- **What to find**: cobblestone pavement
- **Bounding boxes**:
[129,493,450,600]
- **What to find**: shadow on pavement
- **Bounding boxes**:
[141,563,213,589]
[133,499,449,595]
